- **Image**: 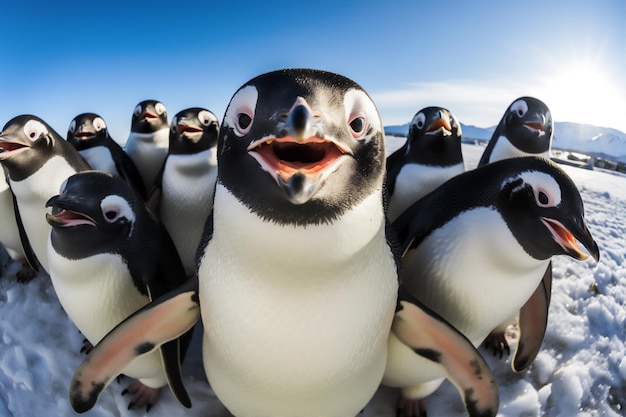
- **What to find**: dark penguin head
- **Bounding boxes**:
[130,100,169,134]
[404,106,463,166]
[67,113,110,150]
[217,68,386,226]
[498,97,553,154]
[0,115,89,181]
[494,157,598,262]
[169,108,219,155]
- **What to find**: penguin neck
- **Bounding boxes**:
[129,128,170,147]
[489,135,550,163]
[212,183,388,272]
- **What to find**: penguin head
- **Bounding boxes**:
[131,100,169,133]
[495,157,599,262]
[169,107,219,155]
[501,97,553,154]
[0,115,70,180]
[406,106,463,166]
[217,68,386,226]
[45,171,144,258]
[67,113,109,150]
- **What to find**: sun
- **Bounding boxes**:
[539,58,626,130]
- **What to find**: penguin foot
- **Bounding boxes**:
[15,262,37,283]
[483,330,511,359]
[80,338,94,354]
[122,381,160,412]
[396,395,427,417]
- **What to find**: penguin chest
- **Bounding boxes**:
[0,179,23,258]
[388,163,464,221]
[198,188,398,416]
[489,135,550,163]
[402,207,548,344]
[10,156,79,271]
[79,147,119,176]
[125,129,169,189]
[160,152,217,274]
[47,250,149,343]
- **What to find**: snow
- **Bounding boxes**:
[0,140,624,417]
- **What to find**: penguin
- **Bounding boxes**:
[148,107,220,276]
[124,100,170,192]
[0,115,91,273]
[476,97,554,361]
[386,107,464,221]
[478,96,553,167]
[68,69,499,417]
[45,170,193,411]
[67,113,147,198]
[385,156,600,417]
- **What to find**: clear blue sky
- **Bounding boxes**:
[2,0,625,142]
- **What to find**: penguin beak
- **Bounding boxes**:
[140,111,158,122]
[247,98,352,205]
[45,195,97,228]
[540,217,600,262]
[0,131,31,158]
[75,126,96,141]
[426,112,452,136]
[177,120,204,140]
[523,114,547,136]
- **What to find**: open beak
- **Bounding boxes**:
[524,114,547,136]
[247,98,352,205]
[45,195,97,228]
[541,217,600,261]
[0,132,31,159]
[426,112,452,136]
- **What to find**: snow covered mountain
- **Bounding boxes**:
[385,121,626,163]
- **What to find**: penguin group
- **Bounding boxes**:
[0,69,600,417]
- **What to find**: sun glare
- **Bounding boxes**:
[540,59,626,130]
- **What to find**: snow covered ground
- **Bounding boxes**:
[0,140,624,417]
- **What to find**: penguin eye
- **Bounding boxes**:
[155,102,166,116]
[100,195,135,230]
[534,187,557,208]
[510,99,528,118]
[198,110,214,126]
[348,113,367,139]
[170,119,178,134]
[93,117,106,132]
[412,112,426,129]
[134,105,142,117]
[23,120,48,141]
[236,112,253,135]
[68,120,76,134]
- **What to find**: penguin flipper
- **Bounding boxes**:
[69,279,200,413]
[513,263,552,372]
[394,288,499,417]
[10,188,39,272]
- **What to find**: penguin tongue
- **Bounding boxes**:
[540,217,590,260]
[0,142,29,154]
[46,210,96,227]
[524,122,545,134]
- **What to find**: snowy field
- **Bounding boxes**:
[0,140,624,417]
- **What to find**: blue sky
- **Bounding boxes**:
[2,0,625,142]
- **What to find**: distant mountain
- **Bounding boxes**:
[384,121,626,163]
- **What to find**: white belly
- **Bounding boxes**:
[10,156,80,272]
[47,247,166,388]
[388,163,464,221]
[160,151,217,275]
[125,129,169,190]
[198,185,398,417]
[79,147,119,176]
[0,178,24,260]
[385,207,548,389]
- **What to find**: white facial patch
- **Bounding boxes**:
[224,85,258,137]
[506,170,562,207]
[343,89,381,141]
[23,119,48,141]
[100,195,136,236]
